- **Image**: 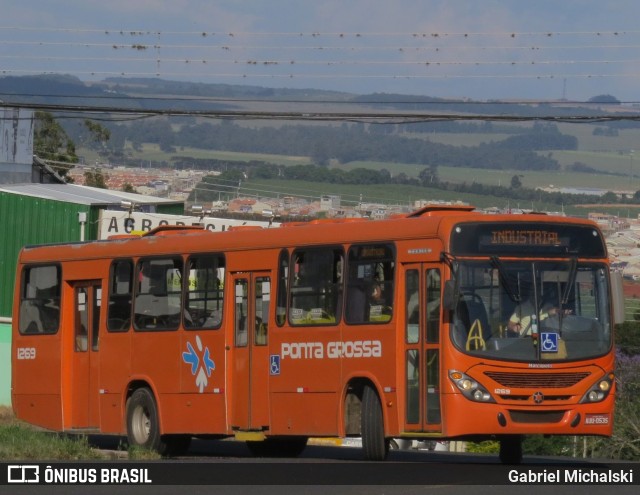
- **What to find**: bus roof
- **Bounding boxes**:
[17,207,603,263]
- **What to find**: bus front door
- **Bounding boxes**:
[70,281,102,429]
[230,272,271,432]
[403,264,442,434]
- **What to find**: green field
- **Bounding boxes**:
[335,160,634,193]
[83,143,312,167]
[241,178,597,216]
[79,116,640,212]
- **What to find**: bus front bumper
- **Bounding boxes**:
[441,392,614,438]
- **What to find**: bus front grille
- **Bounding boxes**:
[484,371,591,388]
[499,394,573,402]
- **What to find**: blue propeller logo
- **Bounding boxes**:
[182,336,215,393]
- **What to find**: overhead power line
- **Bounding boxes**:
[4,68,640,82]
[3,100,640,124]
[4,90,640,106]
[1,27,639,85]
[3,53,640,67]
[1,27,639,37]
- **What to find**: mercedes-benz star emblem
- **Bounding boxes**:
[532,391,544,404]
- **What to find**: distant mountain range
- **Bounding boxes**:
[0,74,619,118]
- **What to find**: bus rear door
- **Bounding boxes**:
[402,264,442,434]
[230,272,271,432]
[69,280,102,429]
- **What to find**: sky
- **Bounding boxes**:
[3,0,640,102]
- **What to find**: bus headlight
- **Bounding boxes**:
[580,374,613,404]
[449,370,495,403]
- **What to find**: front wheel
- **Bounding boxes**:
[361,384,389,461]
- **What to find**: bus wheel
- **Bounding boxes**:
[499,435,523,464]
[361,384,389,461]
[246,437,308,458]
[126,387,166,454]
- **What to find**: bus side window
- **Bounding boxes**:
[19,265,61,335]
[426,269,441,343]
[134,258,183,331]
[276,250,288,326]
[235,279,248,346]
[405,269,419,343]
[255,277,270,345]
[346,281,367,323]
[289,248,343,325]
[185,254,224,330]
[108,260,133,332]
[345,244,395,325]
[75,287,89,352]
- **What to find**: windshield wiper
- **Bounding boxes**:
[555,257,578,337]
[491,256,521,303]
[561,257,578,306]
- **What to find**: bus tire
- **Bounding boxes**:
[499,435,523,464]
[126,387,167,455]
[361,384,389,461]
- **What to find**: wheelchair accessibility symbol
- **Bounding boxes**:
[541,332,559,353]
[270,355,281,375]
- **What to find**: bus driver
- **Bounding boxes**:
[507,294,570,337]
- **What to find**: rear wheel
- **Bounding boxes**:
[126,387,166,454]
[361,384,389,461]
[126,388,193,457]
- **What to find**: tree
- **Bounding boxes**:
[33,111,79,179]
[419,165,439,186]
[588,94,620,105]
[510,175,523,189]
[310,141,332,166]
[82,119,111,156]
[84,168,109,189]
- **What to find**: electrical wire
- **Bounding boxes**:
[4,99,639,124]
[1,27,639,84]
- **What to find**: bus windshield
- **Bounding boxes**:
[450,259,612,363]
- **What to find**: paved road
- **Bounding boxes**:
[3,436,637,495]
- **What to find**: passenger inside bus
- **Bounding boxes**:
[368,281,391,322]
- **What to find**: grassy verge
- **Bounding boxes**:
[0,416,103,460]
[0,407,160,460]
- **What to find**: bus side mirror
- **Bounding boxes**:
[610,270,625,325]
[443,280,457,311]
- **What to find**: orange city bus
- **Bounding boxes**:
[11,205,625,463]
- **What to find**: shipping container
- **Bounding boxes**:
[0,183,183,317]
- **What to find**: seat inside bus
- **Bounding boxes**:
[455,295,492,341]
